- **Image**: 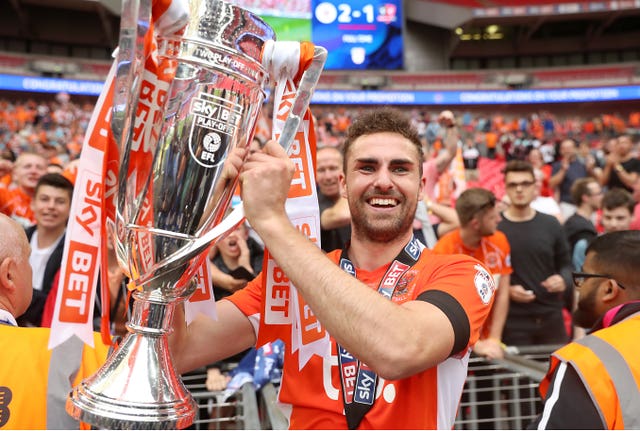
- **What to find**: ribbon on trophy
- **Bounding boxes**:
[258,41,330,369]
[48,0,220,349]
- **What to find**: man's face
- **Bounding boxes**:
[218,224,248,259]
[614,135,633,157]
[476,206,501,237]
[559,140,576,160]
[504,171,536,209]
[316,148,343,199]
[13,154,47,191]
[342,133,424,243]
[32,185,71,231]
[573,253,608,329]
[602,207,632,233]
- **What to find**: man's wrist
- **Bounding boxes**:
[615,164,625,173]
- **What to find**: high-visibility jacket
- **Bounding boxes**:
[539,303,640,429]
[0,326,110,430]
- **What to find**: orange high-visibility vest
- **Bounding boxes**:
[539,312,640,429]
[0,326,109,430]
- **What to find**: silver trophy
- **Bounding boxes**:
[65,0,326,428]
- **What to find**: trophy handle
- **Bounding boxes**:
[274,45,328,153]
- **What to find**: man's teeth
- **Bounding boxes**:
[369,198,397,207]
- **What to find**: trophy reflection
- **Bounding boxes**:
[66,0,325,428]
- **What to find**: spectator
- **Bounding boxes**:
[433,187,511,360]
[599,187,635,233]
[498,160,573,346]
[549,138,589,220]
[531,231,640,429]
[527,147,553,197]
[0,213,109,429]
[171,107,495,429]
[531,168,564,223]
[315,146,350,252]
[564,177,602,271]
[0,152,47,228]
[209,222,264,300]
[17,173,73,327]
[600,134,640,193]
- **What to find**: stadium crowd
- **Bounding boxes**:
[2,93,640,429]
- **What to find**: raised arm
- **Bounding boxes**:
[239,141,483,380]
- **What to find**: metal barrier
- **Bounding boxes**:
[183,345,560,430]
[454,345,561,430]
[182,370,261,430]
[182,370,287,430]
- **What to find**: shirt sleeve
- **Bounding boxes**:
[528,361,604,430]
[226,272,264,317]
[415,253,495,356]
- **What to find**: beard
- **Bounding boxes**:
[349,192,417,243]
[572,286,600,329]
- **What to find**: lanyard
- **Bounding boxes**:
[337,235,424,429]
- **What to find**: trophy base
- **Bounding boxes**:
[66,299,196,429]
[67,382,196,430]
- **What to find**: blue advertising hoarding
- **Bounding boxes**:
[2,74,639,105]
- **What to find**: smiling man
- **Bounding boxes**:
[172,108,495,429]
[316,146,351,252]
[17,173,73,327]
[0,152,48,228]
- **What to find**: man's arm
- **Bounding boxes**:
[473,273,509,360]
[320,196,350,230]
[240,142,471,381]
[548,161,567,190]
[487,273,510,342]
[612,163,639,190]
[171,296,257,375]
[433,127,459,174]
[428,200,460,237]
[529,362,604,429]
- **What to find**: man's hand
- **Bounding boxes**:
[541,274,566,293]
[510,284,536,303]
[240,140,295,231]
[473,338,505,360]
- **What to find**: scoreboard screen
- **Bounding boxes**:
[312,0,404,70]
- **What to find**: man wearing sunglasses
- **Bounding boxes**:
[531,230,640,429]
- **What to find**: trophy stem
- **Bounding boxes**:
[67,295,196,430]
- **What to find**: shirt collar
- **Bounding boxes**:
[0,309,18,326]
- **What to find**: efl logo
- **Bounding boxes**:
[59,241,98,323]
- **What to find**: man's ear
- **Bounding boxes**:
[418,175,426,201]
[601,278,623,304]
[0,257,17,294]
[339,172,347,198]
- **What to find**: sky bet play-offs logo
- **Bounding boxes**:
[189,93,243,168]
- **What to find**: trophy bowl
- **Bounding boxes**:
[66,0,276,428]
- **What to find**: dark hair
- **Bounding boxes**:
[587,230,640,292]
[35,173,74,201]
[342,107,423,174]
[601,187,634,213]
[1,148,16,162]
[456,187,496,226]
[570,177,598,206]
[503,160,535,179]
